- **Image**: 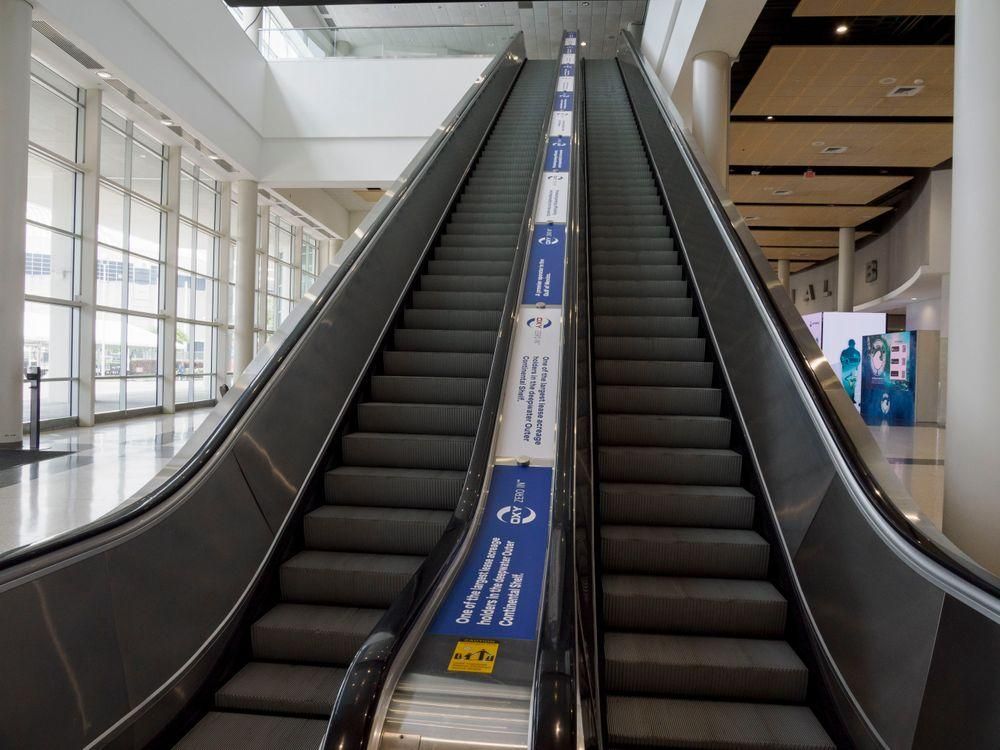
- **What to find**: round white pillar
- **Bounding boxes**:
[233,180,259,374]
[691,50,731,188]
[777,259,791,291]
[837,227,855,312]
[0,0,33,447]
[943,0,1000,573]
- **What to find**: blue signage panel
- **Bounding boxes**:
[430,466,554,640]
[554,91,574,111]
[559,64,574,76]
[523,225,566,305]
[544,137,571,172]
[565,32,577,39]
[562,45,575,54]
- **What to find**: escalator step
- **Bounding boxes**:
[593,336,705,361]
[593,296,692,317]
[592,279,688,298]
[593,316,696,338]
[325,466,464,510]
[359,402,480,435]
[449,211,523,224]
[251,603,382,664]
[605,696,836,750]
[591,264,683,281]
[404,308,501,331]
[371,375,487,406]
[602,575,787,637]
[174,712,327,750]
[434,245,516,261]
[591,250,678,266]
[421,274,509,293]
[439,233,518,248]
[215,662,345,716]
[602,526,768,579]
[590,212,664,226]
[280,550,422,607]
[592,236,674,252]
[427,259,513,276]
[598,414,731,449]
[596,385,721,416]
[393,328,498,354]
[600,483,754,528]
[342,432,473,470]
[599,446,741,485]
[411,290,505,311]
[595,359,712,387]
[590,224,671,239]
[304,506,452,555]
[383,350,493,378]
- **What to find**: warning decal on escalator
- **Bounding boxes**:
[448,639,499,674]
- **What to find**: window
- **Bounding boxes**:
[96,107,166,413]
[301,232,319,295]
[24,61,84,422]
[264,214,295,338]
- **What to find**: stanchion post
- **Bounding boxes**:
[25,366,41,451]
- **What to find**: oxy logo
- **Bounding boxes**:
[537,233,560,246]
[527,316,552,329]
[496,504,537,525]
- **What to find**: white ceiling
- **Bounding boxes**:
[324,187,386,212]
[317,1,648,59]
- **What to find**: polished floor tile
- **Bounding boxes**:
[868,424,946,529]
[0,408,212,556]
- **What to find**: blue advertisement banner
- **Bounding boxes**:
[565,31,577,39]
[562,45,575,54]
[544,137,571,172]
[559,64,574,76]
[429,465,554,640]
[860,331,917,426]
[554,91,574,111]
[523,225,566,305]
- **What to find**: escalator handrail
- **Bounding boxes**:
[322,52,550,750]
[0,32,526,574]
[616,30,1000,606]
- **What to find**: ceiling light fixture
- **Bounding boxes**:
[208,154,222,161]
[581,41,587,46]
[766,115,774,120]
[160,118,174,126]
[96,70,112,79]
[835,23,849,34]
[880,77,897,85]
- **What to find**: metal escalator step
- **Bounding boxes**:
[590,212,663,225]
[593,296,692,317]
[602,575,787,637]
[251,603,382,664]
[280,550,422,607]
[595,359,712,387]
[598,414,731,449]
[383,350,493,378]
[600,483,754,528]
[594,336,705,361]
[325,466,464,510]
[591,264,682,281]
[404,308,501,331]
[604,632,808,702]
[602,525,768,578]
[175,712,328,750]
[371,375,487,405]
[427,259,512,276]
[594,315,697,338]
[304,505,452,555]
[394,328,497,354]
[358,402,480,436]
[592,279,688,298]
[215,662,345,716]
[590,250,677,265]
[342,432,473,470]
[449,211,523,223]
[596,385,720,415]
[411,290,505,311]
[421,274,509,293]
[434,245,515,261]
[599,446,741,485]
[592,236,674,252]
[605,696,836,750]
[591,225,671,240]
[439,233,518,248]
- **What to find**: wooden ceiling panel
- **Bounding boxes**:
[733,46,953,117]
[730,121,952,167]
[771,260,820,273]
[793,0,954,16]
[739,204,891,227]
[752,229,873,247]
[763,246,840,261]
[729,174,911,204]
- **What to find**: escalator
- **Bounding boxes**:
[582,61,836,750]
[173,61,555,748]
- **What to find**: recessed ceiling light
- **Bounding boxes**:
[835,23,849,34]
[766,115,774,120]
[914,78,925,85]
[96,71,112,79]
[812,141,825,147]
[581,1,590,5]
[581,41,587,46]
[160,118,174,126]
[911,297,918,301]
[773,189,793,196]
[208,154,222,160]
[880,77,897,85]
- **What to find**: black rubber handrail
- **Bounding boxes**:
[0,34,525,574]
[618,30,1000,603]
[321,55,554,750]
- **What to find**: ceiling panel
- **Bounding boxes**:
[764,247,839,261]
[752,229,873,247]
[733,45,953,117]
[729,173,911,204]
[739,204,892,227]
[793,0,954,16]
[730,121,952,167]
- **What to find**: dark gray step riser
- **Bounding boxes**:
[602,534,768,579]
[592,296,691,316]
[426,260,512,276]
[590,215,666,226]
[599,447,741,485]
[601,484,754,529]
[421,275,509,293]
[304,513,450,556]
[593,280,687,298]
[325,467,463,510]
[342,434,473,471]
[598,414,732,449]
[280,559,417,608]
[591,250,678,265]
[371,375,487,406]
[591,265,683,281]
[593,316,697,338]
[439,234,519,248]
[596,385,720,416]
[394,329,498,354]
[591,226,671,239]
[383,350,493,378]
[594,336,705,362]
[595,359,713,388]
[358,402,481,436]
[434,246,515,261]
[411,291,504,311]
[404,308,501,331]
[592,237,675,252]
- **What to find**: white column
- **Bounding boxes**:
[77,88,102,427]
[233,179,258,373]
[837,227,855,312]
[215,182,232,393]
[0,0,32,447]
[291,224,303,302]
[160,145,181,413]
[777,259,790,291]
[256,205,271,340]
[943,0,1000,574]
[691,50,730,188]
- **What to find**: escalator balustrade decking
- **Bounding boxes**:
[175,61,555,749]
[586,60,836,750]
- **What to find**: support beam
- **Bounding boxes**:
[161,145,181,413]
[777,259,790,291]
[837,227,855,312]
[691,50,730,187]
[233,180,258,374]
[78,88,102,427]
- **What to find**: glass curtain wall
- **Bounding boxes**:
[301,232,318,295]
[96,107,166,413]
[24,61,84,422]
[264,213,295,340]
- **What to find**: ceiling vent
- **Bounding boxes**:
[821,145,848,154]
[887,84,924,97]
[32,20,102,69]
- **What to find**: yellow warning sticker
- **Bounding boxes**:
[448,639,499,674]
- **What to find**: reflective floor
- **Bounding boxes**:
[0,408,212,555]
[868,423,946,529]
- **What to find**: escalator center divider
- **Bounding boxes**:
[368,33,580,750]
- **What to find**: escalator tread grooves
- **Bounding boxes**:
[174,61,556,748]
[585,60,836,750]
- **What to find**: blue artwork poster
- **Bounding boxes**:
[430,465,554,640]
[523,224,565,305]
[860,331,917,426]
